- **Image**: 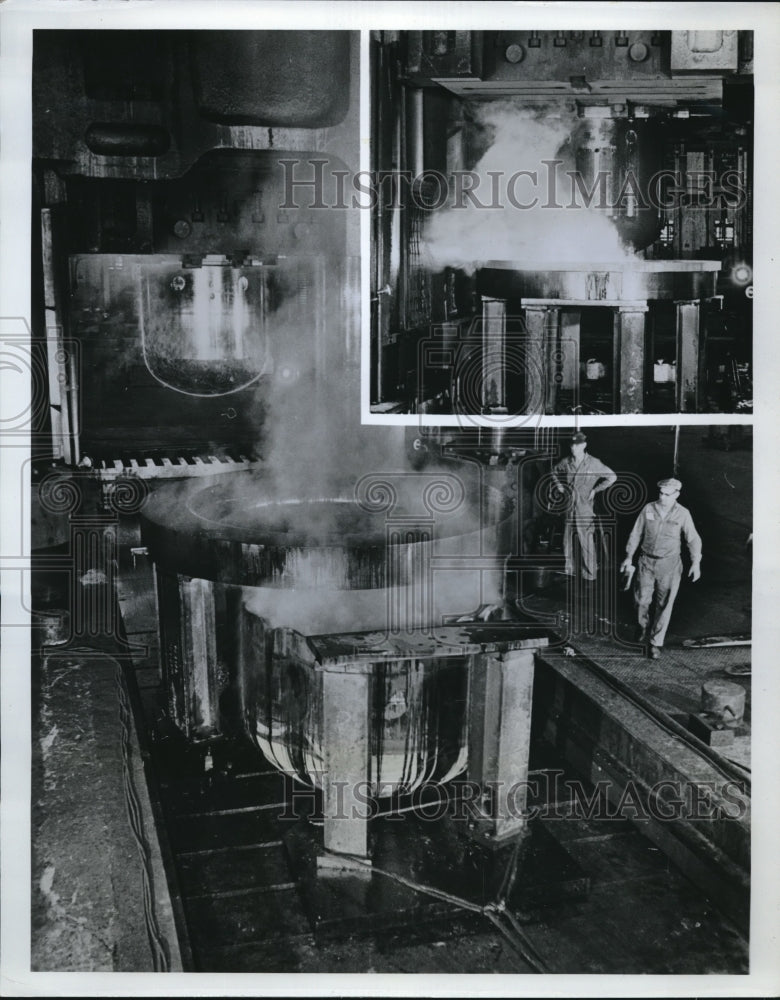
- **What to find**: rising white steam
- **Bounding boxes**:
[423,103,632,274]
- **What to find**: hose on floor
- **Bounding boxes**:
[322,843,548,974]
[116,662,172,972]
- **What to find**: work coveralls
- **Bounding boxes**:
[551,454,616,581]
[626,501,702,647]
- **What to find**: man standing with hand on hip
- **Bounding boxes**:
[620,477,702,659]
[552,431,616,582]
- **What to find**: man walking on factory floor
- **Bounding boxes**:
[620,477,702,660]
[551,431,617,583]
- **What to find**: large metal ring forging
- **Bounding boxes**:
[139,469,511,591]
[140,469,512,791]
[240,599,471,795]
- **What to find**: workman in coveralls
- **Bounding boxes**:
[620,477,702,659]
[551,432,616,581]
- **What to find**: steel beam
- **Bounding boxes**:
[617,304,648,413]
[466,646,540,845]
[318,666,373,871]
[676,299,700,413]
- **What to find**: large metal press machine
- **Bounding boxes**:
[371,30,753,415]
[30,29,577,932]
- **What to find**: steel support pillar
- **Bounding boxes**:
[466,645,543,846]
[617,304,648,414]
[522,306,548,415]
[317,665,373,873]
[481,296,508,412]
[544,306,561,413]
[559,309,581,392]
[676,299,700,413]
[156,571,220,741]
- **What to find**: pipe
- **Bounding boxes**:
[673,424,680,476]
[67,345,81,466]
[41,210,69,462]
[405,86,425,181]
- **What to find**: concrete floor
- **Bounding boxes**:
[521,581,751,771]
[31,637,182,972]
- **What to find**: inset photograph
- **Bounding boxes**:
[369,30,753,416]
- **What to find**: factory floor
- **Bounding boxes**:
[31,639,179,973]
[29,541,750,976]
[519,576,752,771]
[30,647,750,977]
[514,426,753,767]
[29,432,752,974]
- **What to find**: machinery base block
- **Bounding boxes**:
[687,712,736,747]
[285,812,589,941]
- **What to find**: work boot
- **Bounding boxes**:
[649,645,661,660]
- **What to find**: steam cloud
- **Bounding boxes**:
[423,102,633,274]
[256,256,410,501]
[244,254,506,628]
